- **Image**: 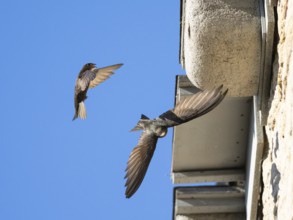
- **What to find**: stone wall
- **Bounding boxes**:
[262,0,293,219]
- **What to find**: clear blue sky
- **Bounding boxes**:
[0,1,183,219]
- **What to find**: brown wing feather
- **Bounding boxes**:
[124,131,158,198]
[173,85,227,118]
[89,63,123,88]
[158,85,228,127]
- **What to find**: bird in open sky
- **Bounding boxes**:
[73,63,123,120]
[124,85,228,198]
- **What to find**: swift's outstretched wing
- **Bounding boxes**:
[89,63,123,88]
[158,85,228,127]
[125,131,158,198]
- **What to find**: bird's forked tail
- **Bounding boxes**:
[72,102,87,120]
[130,114,150,131]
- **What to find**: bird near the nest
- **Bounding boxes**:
[124,85,228,198]
[73,63,123,120]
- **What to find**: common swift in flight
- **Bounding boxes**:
[73,63,123,120]
[124,85,228,198]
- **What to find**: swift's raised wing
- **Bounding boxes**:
[89,63,123,88]
[158,85,228,127]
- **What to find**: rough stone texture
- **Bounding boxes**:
[262,0,293,219]
[181,0,261,96]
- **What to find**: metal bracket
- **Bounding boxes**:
[258,0,276,125]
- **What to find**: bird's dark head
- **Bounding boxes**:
[81,63,96,72]
[85,63,96,69]
[155,126,167,138]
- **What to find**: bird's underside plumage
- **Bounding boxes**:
[124,85,228,198]
[73,63,123,120]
